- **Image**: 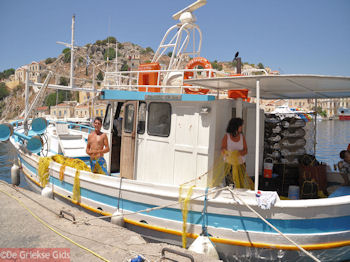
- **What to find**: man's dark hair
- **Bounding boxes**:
[226,117,244,136]
[94,116,103,124]
[340,150,347,160]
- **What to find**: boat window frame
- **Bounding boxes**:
[103,103,112,130]
[137,101,147,135]
[124,103,135,134]
[147,102,171,137]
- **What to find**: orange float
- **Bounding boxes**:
[138,62,161,92]
[183,57,213,95]
[228,74,250,101]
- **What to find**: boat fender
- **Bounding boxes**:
[188,235,219,259]
[41,186,53,199]
[11,164,20,186]
[111,210,124,227]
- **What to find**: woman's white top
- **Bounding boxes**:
[227,133,246,164]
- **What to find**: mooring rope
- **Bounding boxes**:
[0,185,110,262]
[77,186,228,224]
[227,188,321,262]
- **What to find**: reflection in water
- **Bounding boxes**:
[316,120,350,169]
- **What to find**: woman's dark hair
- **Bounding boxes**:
[226,118,243,136]
[340,150,347,160]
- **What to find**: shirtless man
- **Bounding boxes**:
[86,117,110,175]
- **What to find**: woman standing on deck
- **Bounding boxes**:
[221,118,253,189]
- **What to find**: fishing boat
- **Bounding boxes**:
[2,1,350,261]
[338,107,350,120]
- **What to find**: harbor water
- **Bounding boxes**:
[0,141,29,188]
[316,120,350,169]
[0,120,349,185]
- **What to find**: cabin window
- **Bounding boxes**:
[124,104,135,133]
[147,102,171,137]
[103,104,112,130]
[137,102,146,134]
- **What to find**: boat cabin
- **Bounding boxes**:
[100,90,264,187]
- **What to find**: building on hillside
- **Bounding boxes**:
[50,103,75,119]
[36,106,49,117]
[75,104,90,118]
[92,103,107,118]
[79,91,95,104]
[15,62,46,83]
[126,50,141,70]
[260,99,288,112]
[15,67,26,82]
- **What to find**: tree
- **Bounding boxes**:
[257,63,264,69]
[211,60,223,71]
[104,47,116,61]
[62,48,71,63]
[145,47,154,53]
[59,77,69,86]
[316,106,327,117]
[96,71,104,86]
[45,57,56,64]
[167,52,173,57]
[0,82,10,100]
[104,36,116,44]
[45,93,57,107]
[121,62,129,71]
[0,68,15,80]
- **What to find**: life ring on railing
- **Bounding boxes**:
[183,57,213,95]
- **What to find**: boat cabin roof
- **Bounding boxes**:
[185,74,350,99]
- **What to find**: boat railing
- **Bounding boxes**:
[53,120,94,133]
[103,68,228,93]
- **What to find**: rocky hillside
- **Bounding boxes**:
[0,36,271,120]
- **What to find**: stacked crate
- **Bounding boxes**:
[262,115,308,196]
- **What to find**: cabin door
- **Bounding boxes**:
[120,101,138,179]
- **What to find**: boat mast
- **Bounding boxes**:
[152,0,206,71]
[70,15,75,88]
[57,14,76,88]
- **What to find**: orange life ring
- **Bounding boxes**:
[183,57,213,95]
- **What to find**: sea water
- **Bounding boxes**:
[315,120,350,169]
[0,141,29,188]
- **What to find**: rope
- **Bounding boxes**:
[0,187,110,262]
[0,182,151,261]
[227,188,321,262]
[77,186,228,224]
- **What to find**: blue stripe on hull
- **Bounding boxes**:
[20,156,350,235]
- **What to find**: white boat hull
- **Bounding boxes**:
[17,148,350,262]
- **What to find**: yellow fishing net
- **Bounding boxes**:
[179,184,194,248]
[178,150,254,248]
[38,157,52,187]
[38,155,91,202]
[72,170,81,203]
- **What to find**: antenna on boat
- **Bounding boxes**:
[57,14,76,88]
[172,0,207,21]
[152,0,207,71]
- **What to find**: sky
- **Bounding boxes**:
[0,0,349,75]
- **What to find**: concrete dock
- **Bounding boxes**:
[0,182,220,262]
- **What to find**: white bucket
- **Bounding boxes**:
[288,185,300,200]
